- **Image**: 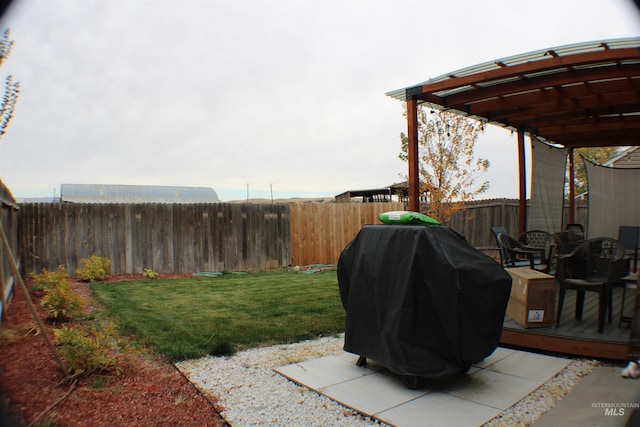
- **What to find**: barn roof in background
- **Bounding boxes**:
[60,184,220,204]
[386,37,640,148]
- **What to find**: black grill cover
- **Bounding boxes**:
[337,225,511,379]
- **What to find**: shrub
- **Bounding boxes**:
[76,255,111,282]
[142,268,159,279]
[31,265,85,320]
[40,281,85,320]
[53,321,125,377]
[30,265,69,292]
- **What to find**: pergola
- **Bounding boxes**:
[386,37,640,233]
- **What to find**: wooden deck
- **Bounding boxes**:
[500,285,636,361]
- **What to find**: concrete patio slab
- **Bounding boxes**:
[438,368,540,410]
[376,391,500,427]
[532,366,640,427]
[485,350,571,382]
[275,347,571,427]
[320,371,430,417]
[276,354,374,390]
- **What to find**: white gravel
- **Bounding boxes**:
[175,335,599,427]
[176,335,381,426]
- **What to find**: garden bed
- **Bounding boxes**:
[0,276,228,427]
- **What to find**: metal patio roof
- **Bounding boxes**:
[386,37,640,148]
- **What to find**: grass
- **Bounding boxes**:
[90,270,345,361]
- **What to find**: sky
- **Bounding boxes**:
[0,0,637,202]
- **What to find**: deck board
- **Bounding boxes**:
[501,285,634,360]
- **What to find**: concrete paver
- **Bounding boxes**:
[276,347,571,427]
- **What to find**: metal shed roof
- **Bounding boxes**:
[386,37,640,148]
[60,184,220,204]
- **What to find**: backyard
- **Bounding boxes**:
[90,269,345,361]
[0,268,344,426]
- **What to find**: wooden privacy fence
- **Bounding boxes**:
[19,203,290,274]
[0,181,19,319]
[17,199,587,275]
[19,202,403,275]
[445,198,588,258]
[289,202,404,266]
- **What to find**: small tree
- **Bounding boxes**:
[0,29,19,139]
[399,107,489,223]
[570,147,621,197]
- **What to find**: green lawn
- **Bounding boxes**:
[90,270,345,361]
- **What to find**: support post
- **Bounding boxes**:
[568,148,576,225]
[407,98,420,212]
[517,129,527,234]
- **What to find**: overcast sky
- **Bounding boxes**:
[0,0,637,202]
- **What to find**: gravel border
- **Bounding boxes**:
[176,335,600,426]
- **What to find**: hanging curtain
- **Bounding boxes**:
[527,137,568,233]
[585,159,640,238]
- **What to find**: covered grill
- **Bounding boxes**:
[337,225,511,387]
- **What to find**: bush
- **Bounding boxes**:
[31,265,85,320]
[30,265,69,292]
[54,321,125,377]
[40,281,85,320]
[76,255,111,282]
[142,268,159,280]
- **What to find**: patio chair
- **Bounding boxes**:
[491,226,510,266]
[492,227,530,268]
[565,223,585,239]
[553,231,586,282]
[498,233,546,270]
[618,225,639,272]
[552,231,583,258]
[517,230,554,273]
[616,226,639,327]
[555,237,627,333]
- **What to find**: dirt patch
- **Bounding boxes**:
[0,275,228,426]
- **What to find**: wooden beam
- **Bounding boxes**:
[466,93,639,127]
[517,129,527,234]
[487,92,639,125]
[417,48,640,95]
[407,98,420,212]
[431,63,640,109]
[500,328,630,360]
[559,136,640,148]
[536,118,640,138]
[569,149,576,225]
